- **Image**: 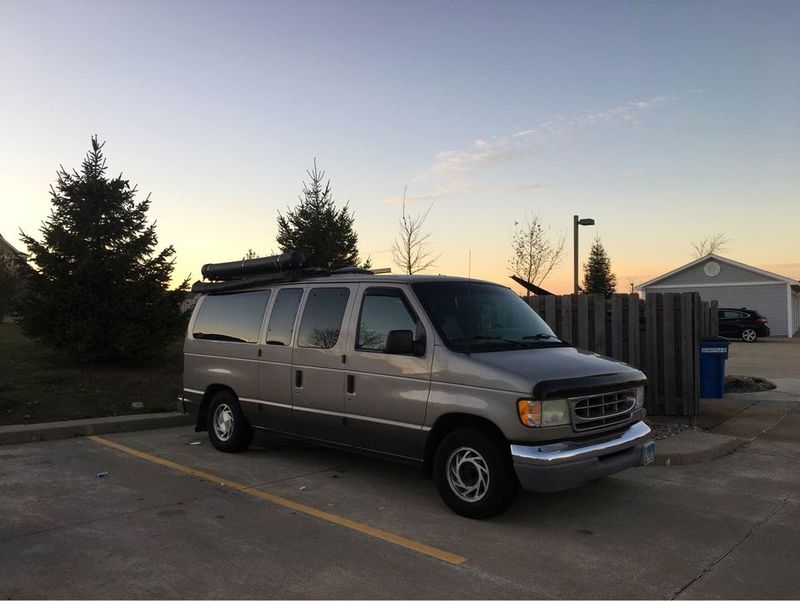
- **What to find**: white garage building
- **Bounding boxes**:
[638,254,800,338]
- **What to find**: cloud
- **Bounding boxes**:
[380,95,672,205]
[427,95,672,179]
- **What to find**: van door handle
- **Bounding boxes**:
[295,370,303,389]
[346,374,355,395]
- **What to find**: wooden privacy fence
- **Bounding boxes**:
[527,293,718,416]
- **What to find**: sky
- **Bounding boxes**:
[1,0,799,293]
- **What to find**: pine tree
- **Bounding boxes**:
[582,237,617,296]
[276,160,366,269]
[0,259,21,319]
[19,136,187,362]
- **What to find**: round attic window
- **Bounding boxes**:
[704,261,721,277]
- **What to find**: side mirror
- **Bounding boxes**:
[384,330,414,355]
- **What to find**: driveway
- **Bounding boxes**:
[725,337,800,380]
[2,419,799,599]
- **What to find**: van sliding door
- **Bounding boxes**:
[290,285,357,444]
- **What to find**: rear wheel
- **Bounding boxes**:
[741,328,758,343]
[433,427,518,519]
[207,390,254,452]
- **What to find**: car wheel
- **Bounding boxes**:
[741,328,758,343]
[207,390,254,452]
[433,427,518,519]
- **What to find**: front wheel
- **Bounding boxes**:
[741,328,758,343]
[433,427,518,519]
[207,390,254,452]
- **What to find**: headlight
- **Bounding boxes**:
[517,398,571,428]
[635,386,645,408]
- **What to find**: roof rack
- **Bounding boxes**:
[191,251,373,293]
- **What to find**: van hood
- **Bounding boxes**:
[472,345,645,396]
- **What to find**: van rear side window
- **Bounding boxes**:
[266,288,303,346]
[192,291,271,343]
[297,288,350,349]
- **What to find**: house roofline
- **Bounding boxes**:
[637,253,798,289]
[0,232,27,260]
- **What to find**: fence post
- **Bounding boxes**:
[544,295,557,331]
[593,294,605,354]
[645,294,659,413]
[611,295,624,360]
[694,294,703,413]
[680,292,694,414]
[577,294,589,349]
[628,294,640,367]
[710,300,719,337]
[560,295,572,343]
[662,294,677,413]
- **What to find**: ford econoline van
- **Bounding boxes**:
[181,253,654,518]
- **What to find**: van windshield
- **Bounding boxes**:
[412,282,566,353]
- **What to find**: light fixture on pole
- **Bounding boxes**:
[573,215,595,294]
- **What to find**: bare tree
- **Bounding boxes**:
[507,214,566,297]
[691,233,729,258]
[392,186,440,275]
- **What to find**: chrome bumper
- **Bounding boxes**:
[511,421,652,466]
[510,421,652,492]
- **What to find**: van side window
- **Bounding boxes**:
[356,289,420,352]
[297,288,350,349]
[193,290,271,343]
[266,288,303,346]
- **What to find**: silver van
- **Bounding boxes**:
[181,253,654,518]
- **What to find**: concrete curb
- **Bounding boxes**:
[653,430,745,466]
[0,412,193,446]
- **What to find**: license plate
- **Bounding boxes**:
[642,440,655,466]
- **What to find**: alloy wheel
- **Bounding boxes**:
[213,403,235,441]
[446,446,490,503]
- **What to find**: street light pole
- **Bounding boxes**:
[573,215,595,294]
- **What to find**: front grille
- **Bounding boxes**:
[570,389,636,432]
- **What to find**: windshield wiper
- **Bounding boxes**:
[466,335,527,347]
[522,333,562,341]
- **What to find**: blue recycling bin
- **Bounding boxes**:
[699,339,730,398]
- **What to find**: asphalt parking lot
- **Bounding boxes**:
[2,417,799,599]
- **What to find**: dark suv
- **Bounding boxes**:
[718,308,770,342]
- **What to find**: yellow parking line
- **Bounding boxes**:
[87,435,466,566]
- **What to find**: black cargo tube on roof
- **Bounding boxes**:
[191,268,330,293]
[201,251,305,281]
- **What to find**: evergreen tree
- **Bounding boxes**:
[276,160,366,269]
[0,259,21,319]
[19,137,187,362]
[582,237,617,296]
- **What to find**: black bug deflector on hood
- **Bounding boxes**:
[473,345,646,398]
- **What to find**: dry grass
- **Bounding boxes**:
[0,324,182,426]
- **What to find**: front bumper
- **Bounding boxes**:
[510,421,652,493]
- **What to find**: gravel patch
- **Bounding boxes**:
[645,419,705,440]
[724,375,777,393]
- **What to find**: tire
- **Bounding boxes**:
[433,426,518,519]
[741,328,758,343]
[206,390,254,453]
